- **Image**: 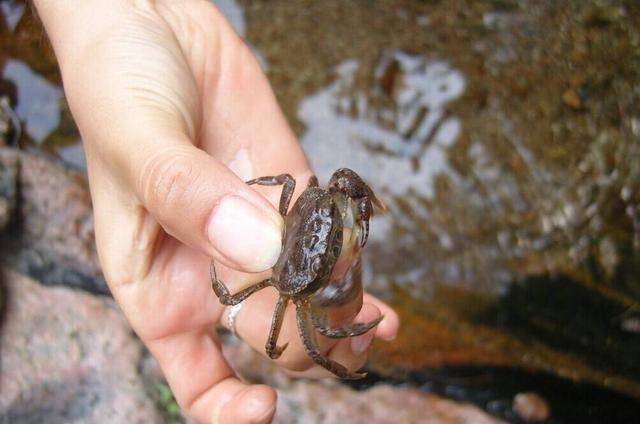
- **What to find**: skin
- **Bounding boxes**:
[33,1,400,423]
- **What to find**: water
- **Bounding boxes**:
[350,366,640,424]
[3,59,62,144]
[0,0,23,32]
[300,53,465,199]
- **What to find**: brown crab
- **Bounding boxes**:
[210,168,383,379]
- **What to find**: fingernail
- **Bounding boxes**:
[207,195,283,272]
[351,331,375,355]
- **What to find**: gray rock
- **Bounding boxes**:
[0,148,107,294]
[0,95,20,147]
[0,268,162,423]
[0,148,19,231]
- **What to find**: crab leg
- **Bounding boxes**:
[295,300,366,379]
[265,295,290,359]
[210,260,271,305]
[246,174,296,216]
[312,312,383,338]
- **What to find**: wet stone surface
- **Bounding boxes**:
[241,0,640,296]
[240,0,640,402]
[0,95,19,147]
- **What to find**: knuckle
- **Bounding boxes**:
[139,149,201,212]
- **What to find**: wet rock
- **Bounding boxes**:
[220,333,504,424]
[0,95,20,147]
[512,392,550,423]
[0,267,161,423]
[0,98,10,146]
[242,5,640,403]
[0,148,107,294]
[0,148,18,231]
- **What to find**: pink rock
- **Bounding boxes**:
[0,148,107,294]
[0,268,161,423]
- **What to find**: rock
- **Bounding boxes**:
[0,95,19,147]
[0,148,107,294]
[0,267,162,423]
[0,148,18,231]
[220,333,504,424]
[512,392,551,423]
[275,382,505,424]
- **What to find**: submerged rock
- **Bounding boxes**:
[0,268,161,423]
[512,392,551,423]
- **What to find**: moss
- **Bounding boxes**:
[154,383,183,424]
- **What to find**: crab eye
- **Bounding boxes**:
[332,244,341,257]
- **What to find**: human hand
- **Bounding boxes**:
[34,0,399,422]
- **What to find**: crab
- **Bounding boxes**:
[210,168,384,379]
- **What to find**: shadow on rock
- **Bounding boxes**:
[0,147,108,294]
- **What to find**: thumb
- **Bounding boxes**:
[129,140,284,273]
[37,0,283,273]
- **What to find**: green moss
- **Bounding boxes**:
[154,383,183,424]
